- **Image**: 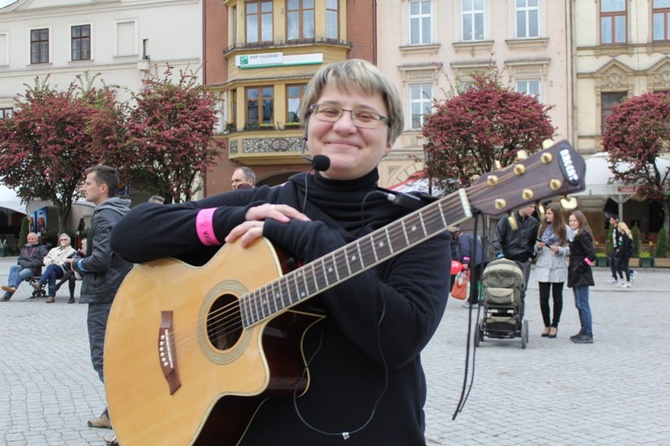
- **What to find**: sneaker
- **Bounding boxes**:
[571,334,594,344]
[622,283,631,288]
[1,296,10,302]
[1,285,16,293]
[88,412,112,429]
[631,271,637,283]
[45,296,55,303]
[615,282,623,287]
[606,278,617,284]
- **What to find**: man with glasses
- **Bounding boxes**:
[32,233,76,303]
[492,204,540,320]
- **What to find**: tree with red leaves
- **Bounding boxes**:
[602,92,670,232]
[0,74,124,233]
[422,71,555,193]
[123,65,223,203]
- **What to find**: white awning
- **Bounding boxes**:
[0,185,27,214]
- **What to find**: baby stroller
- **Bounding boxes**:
[475,258,529,349]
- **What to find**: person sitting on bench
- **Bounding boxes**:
[1,232,48,302]
[53,238,87,303]
[33,233,77,303]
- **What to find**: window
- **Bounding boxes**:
[231,89,237,128]
[601,92,626,134]
[0,33,8,66]
[71,25,91,61]
[462,0,484,41]
[0,108,13,120]
[246,86,274,126]
[326,0,339,39]
[516,80,541,100]
[116,20,137,57]
[30,28,49,64]
[231,6,238,45]
[516,0,539,38]
[410,84,433,129]
[653,0,670,41]
[246,1,273,43]
[287,0,315,41]
[600,0,626,44]
[409,1,432,45]
[287,84,306,123]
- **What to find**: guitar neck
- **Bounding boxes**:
[240,139,587,328]
[240,189,473,327]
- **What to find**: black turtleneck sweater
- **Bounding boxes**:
[111,169,451,445]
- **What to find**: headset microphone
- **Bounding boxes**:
[300,127,331,172]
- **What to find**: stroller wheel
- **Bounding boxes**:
[521,320,529,349]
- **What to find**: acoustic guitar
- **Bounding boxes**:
[104,140,586,445]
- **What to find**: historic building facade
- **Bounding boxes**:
[375,0,572,188]
[202,0,376,195]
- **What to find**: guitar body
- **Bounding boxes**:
[104,238,323,446]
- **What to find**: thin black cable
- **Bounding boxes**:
[292,294,389,441]
[292,176,391,440]
[452,212,485,420]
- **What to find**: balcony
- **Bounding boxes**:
[225,125,306,165]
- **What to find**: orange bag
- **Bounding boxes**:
[451,269,470,300]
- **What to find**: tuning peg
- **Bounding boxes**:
[542,139,555,149]
[508,212,518,231]
[560,196,578,210]
[516,150,528,161]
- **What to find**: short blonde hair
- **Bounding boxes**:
[299,59,404,144]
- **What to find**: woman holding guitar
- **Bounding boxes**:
[110,59,451,445]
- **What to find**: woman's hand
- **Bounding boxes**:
[224,203,311,248]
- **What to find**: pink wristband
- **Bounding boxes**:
[584,258,594,266]
[195,208,221,246]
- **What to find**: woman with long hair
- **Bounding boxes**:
[567,211,597,344]
[615,221,634,288]
[534,203,569,338]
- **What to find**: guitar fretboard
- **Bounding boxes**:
[240,189,472,327]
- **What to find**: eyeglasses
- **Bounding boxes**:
[59,238,68,241]
[309,104,390,129]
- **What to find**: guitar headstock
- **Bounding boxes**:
[469,140,585,216]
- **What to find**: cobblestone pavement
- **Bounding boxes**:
[1,257,669,445]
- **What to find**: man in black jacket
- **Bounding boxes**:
[492,204,539,320]
[1,232,47,301]
[68,165,133,430]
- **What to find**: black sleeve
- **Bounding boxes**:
[111,188,274,263]
[492,218,507,257]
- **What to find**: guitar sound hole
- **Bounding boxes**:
[206,294,242,350]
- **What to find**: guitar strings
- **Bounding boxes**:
[164,156,546,355]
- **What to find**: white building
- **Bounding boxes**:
[0,0,203,235]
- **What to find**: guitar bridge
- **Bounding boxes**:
[158,311,181,394]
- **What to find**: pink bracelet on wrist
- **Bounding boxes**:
[195,208,221,246]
